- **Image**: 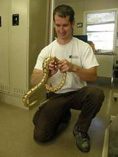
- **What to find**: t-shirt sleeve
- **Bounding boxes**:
[34,48,49,70]
[34,43,54,70]
[34,51,45,70]
[81,44,99,69]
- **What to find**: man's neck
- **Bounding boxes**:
[57,37,72,45]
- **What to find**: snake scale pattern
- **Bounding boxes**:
[22,57,67,107]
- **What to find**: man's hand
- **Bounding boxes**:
[58,59,97,82]
[58,59,73,73]
[48,58,58,76]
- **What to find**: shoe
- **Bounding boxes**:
[73,127,90,152]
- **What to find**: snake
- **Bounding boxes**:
[22,57,67,107]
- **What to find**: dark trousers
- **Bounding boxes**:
[33,86,105,142]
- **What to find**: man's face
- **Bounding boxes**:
[54,14,74,41]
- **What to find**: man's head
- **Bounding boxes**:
[53,4,75,24]
[53,5,75,44]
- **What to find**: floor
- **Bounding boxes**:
[0,78,118,157]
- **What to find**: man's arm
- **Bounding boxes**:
[58,59,97,82]
[31,69,43,86]
[31,58,58,86]
[72,65,97,82]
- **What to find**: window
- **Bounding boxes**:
[85,10,117,52]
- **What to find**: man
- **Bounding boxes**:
[31,4,104,152]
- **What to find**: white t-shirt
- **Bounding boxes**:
[35,37,99,93]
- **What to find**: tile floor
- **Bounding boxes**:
[0,78,118,157]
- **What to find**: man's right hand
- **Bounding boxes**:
[48,58,58,76]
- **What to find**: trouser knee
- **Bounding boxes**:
[94,88,104,106]
[33,126,54,143]
[34,129,49,143]
[89,87,105,115]
[89,87,104,104]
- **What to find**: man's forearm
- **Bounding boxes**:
[72,64,97,82]
[31,69,43,86]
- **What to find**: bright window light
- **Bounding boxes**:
[85,11,116,52]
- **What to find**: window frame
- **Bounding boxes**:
[84,8,118,53]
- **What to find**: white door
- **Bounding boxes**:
[0,0,10,93]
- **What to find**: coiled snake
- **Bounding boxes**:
[22,57,67,107]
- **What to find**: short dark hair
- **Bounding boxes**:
[53,4,75,23]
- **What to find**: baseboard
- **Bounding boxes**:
[0,92,29,110]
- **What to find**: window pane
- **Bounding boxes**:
[87,23,115,32]
[87,32,114,50]
[87,32,114,41]
[93,41,113,50]
[86,10,116,51]
[87,12,115,24]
